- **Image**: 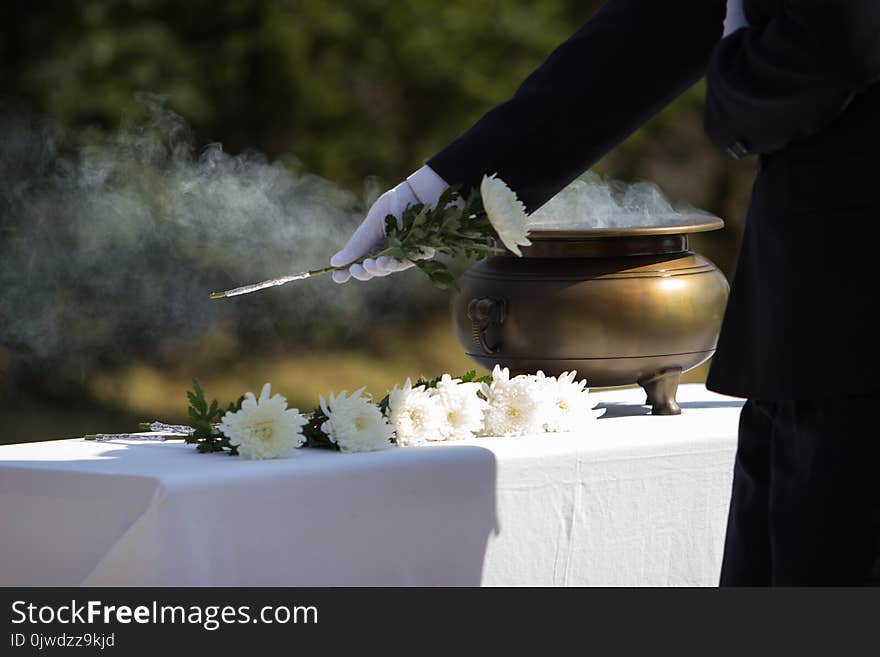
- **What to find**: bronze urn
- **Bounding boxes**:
[452,217,729,415]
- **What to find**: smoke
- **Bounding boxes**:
[0,96,709,386]
[528,171,709,230]
[0,96,428,378]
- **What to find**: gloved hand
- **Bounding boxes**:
[330,165,449,283]
[723,0,748,37]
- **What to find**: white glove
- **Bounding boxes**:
[723,0,748,37]
[330,165,449,283]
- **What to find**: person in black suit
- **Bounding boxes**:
[331,1,880,585]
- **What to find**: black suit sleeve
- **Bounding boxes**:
[426,0,726,212]
[705,0,880,158]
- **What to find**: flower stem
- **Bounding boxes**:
[209,248,394,299]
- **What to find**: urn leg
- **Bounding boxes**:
[638,368,682,416]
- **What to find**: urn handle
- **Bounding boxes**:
[467,297,507,356]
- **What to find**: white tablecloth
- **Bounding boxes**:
[0,384,742,586]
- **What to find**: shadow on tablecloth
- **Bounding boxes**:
[596,400,745,419]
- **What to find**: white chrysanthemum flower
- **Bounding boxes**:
[535,370,602,432]
[319,388,394,453]
[218,383,307,460]
[432,374,490,441]
[480,173,532,256]
[387,378,444,446]
[480,365,546,437]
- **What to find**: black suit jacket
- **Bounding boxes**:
[428,0,880,400]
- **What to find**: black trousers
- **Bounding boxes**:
[720,398,880,585]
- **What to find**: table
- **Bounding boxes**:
[0,384,743,586]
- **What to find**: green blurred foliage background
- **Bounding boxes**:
[0,0,756,442]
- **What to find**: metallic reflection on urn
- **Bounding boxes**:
[452,217,730,415]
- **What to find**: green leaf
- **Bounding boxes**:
[226,396,244,414]
[185,379,240,455]
[190,379,208,412]
[369,181,501,292]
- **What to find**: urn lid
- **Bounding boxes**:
[526,214,724,240]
